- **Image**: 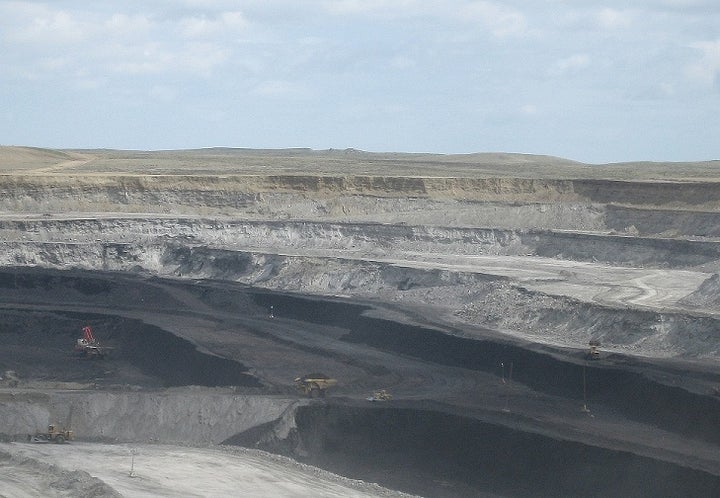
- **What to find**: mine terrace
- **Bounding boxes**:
[1,146,720,497]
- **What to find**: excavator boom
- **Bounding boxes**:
[75,325,110,358]
[82,326,95,343]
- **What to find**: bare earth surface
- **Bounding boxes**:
[0,146,719,497]
[2,442,409,498]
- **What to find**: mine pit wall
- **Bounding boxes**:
[256,293,720,446]
[1,241,720,358]
[4,267,719,433]
[0,391,300,445]
[2,218,720,272]
[606,205,720,238]
[0,267,719,495]
[2,174,720,206]
[529,230,720,268]
[349,317,720,445]
[2,175,720,232]
[256,403,720,498]
[573,179,720,207]
[2,267,718,420]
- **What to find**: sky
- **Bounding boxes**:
[1,0,719,164]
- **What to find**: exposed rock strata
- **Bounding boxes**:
[1,147,720,496]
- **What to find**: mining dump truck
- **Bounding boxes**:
[28,424,73,444]
[74,325,109,358]
[294,373,337,397]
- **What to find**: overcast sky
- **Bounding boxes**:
[1,1,719,163]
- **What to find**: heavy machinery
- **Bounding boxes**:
[28,424,73,444]
[367,389,393,402]
[74,325,109,358]
[0,370,19,387]
[587,340,601,360]
[294,373,337,398]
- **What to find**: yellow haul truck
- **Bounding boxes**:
[294,373,337,398]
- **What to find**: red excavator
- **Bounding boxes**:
[74,325,109,359]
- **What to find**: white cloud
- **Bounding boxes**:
[549,7,634,34]
[104,13,154,37]
[107,43,169,75]
[150,85,179,101]
[389,56,416,70]
[520,104,538,115]
[1,0,719,161]
[178,11,248,38]
[178,0,248,10]
[321,0,421,17]
[176,42,232,75]
[0,2,237,79]
[251,80,303,97]
[459,1,528,37]
[687,40,720,86]
[595,8,633,29]
[659,0,719,9]
[180,16,217,38]
[4,4,88,44]
[659,82,675,96]
[75,77,107,91]
[38,56,71,71]
[318,0,528,37]
[552,54,591,75]
[102,40,230,76]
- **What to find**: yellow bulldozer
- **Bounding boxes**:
[28,424,73,444]
[294,373,337,398]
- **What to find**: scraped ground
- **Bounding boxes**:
[2,443,408,498]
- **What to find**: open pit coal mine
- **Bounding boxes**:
[1,147,720,497]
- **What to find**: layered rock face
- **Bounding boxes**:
[2,147,720,497]
[1,147,720,360]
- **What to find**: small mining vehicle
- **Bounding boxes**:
[28,424,73,444]
[367,389,393,402]
[294,373,337,397]
[587,340,601,360]
[0,370,19,387]
[74,325,110,358]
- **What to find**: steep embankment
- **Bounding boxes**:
[0,213,719,359]
[0,390,300,445]
[0,158,720,357]
[3,173,720,217]
[241,402,720,498]
[1,148,720,364]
